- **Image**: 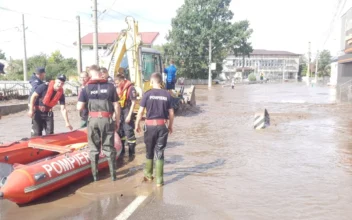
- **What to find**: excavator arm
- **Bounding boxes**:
[100,16,143,92]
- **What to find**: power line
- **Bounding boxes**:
[0,6,90,25]
[322,0,347,47]
[26,29,75,48]
[109,9,129,17]
[0,26,20,32]
[98,0,118,20]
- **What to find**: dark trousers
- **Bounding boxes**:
[31,111,54,137]
[81,119,88,128]
[166,82,175,90]
[118,108,136,144]
[88,117,116,164]
[144,125,169,160]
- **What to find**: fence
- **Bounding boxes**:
[178,79,210,85]
[0,81,80,100]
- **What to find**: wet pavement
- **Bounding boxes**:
[1,83,352,220]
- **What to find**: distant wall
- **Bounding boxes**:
[0,103,28,116]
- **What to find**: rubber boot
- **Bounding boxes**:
[108,158,117,181]
[128,143,136,156]
[91,161,99,182]
[143,159,153,182]
[120,140,125,156]
[155,159,164,187]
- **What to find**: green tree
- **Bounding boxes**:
[46,51,77,80]
[299,56,307,77]
[0,49,6,60]
[2,50,77,81]
[48,50,64,64]
[166,0,252,79]
[231,20,253,77]
[318,50,332,77]
[27,53,48,77]
[1,58,23,80]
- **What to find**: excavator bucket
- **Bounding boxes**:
[171,85,196,114]
[182,85,196,106]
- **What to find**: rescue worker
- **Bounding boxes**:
[164,60,177,92]
[28,75,73,137]
[28,67,46,105]
[115,73,137,156]
[77,65,121,182]
[100,67,114,84]
[135,73,174,187]
[78,71,90,128]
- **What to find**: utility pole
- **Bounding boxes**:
[208,39,212,89]
[315,50,319,84]
[76,16,82,73]
[22,14,28,81]
[92,0,99,65]
[306,42,311,85]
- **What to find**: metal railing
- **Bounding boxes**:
[338,79,352,101]
[180,79,209,85]
[0,81,80,100]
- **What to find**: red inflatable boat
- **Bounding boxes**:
[0,129,88,164]
[0,129,122,204]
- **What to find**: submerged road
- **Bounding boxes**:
[1,83,352,220]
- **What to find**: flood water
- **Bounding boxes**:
[1,83,352,220]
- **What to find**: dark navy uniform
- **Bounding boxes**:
[78,80,119,181]
[78,86,89,128]
[28,68,45,103]
[31,82,65,137]
[140,88,172,185]
[118,83,137,156]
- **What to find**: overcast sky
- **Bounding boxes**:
[0,0,350,59]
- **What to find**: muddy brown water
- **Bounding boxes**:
[1,83,352,220]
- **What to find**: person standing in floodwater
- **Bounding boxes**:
[115,73,137,157]
[28,75,73,136]
[77,65,121,182]
[164,60,177,92]
[135,72,174,187]
[78,71,90,128]
[231,79,235,89]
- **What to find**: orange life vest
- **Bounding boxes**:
[86,78,108,84]
[41,80,64,108]
[117,80,133,108]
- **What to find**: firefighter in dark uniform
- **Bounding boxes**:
[28,67,46,105]
[28,75,73,136]
[100,67,115,84]
[135,73,175,187]
[77,65,121,181]
[78,71,90,128]
[115,73,137,156]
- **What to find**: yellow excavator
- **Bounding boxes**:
[99,16,195,114]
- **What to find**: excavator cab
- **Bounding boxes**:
[141,47,163,91]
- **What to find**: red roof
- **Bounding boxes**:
[80,32,159,45]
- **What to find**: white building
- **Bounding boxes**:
[223,49,301,80]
